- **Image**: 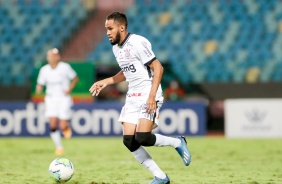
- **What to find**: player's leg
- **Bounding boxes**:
[49,117,64,155]
[59,119,72,139]
[136,101,191,166]
[123,122,169,183]
[119,101,170,183]
[45,96,64,155]
[136,118,181,148]
[122,122,139,152]
[136,101,181,149]
[136,119,191,166]
[136,118,179,148]
[59,97,73,139]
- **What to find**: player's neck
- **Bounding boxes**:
[119,31,129,46]
[50,62,59,69]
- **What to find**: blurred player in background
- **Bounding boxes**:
[164,80,186,101]
[89,12,191,184]
[36,48,79,155]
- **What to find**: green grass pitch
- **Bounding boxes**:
[0,137,282,184]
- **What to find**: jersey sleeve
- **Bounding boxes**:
[66,64,77,80]
[135,37,156,66]
[37,68,46,85]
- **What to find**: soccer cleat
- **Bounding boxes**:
[149,175,170,184]
[175,136,191,166]
[63,126,72,139]
[55,148,64,156]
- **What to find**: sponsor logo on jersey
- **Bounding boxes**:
[121,64,136,73]
[127,93,142,97]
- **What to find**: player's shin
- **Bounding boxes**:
[50,128,63,149]
[132,146,167,180]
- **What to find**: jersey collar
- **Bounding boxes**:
[118,33,131,47]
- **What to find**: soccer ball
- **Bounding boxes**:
[48,158,74,183]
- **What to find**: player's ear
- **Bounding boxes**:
[120,25,125,32]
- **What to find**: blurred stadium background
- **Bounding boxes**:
[1,0,282,137]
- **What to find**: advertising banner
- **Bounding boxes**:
[225,99,282,138]
[0,101,206,137]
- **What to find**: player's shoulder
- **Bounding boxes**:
[40,63,50,72]
[130,34,150,43]
[58,61,72,68]
[58,61,68,65]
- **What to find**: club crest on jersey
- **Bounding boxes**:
[124,49,131,59]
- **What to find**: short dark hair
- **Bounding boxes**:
[106,12,128,29]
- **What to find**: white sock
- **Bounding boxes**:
[50,130,63,149]
[154,134,181,148]
[132,146,166,179]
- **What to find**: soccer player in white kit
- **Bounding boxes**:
[36,48,79,155]
[89,12,191,184]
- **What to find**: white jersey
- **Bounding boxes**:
[37,62,77,97]
[112,33,163,100]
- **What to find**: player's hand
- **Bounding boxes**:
[89,81,107,96]
[146,95,156,114]
[35,85,43,94]
[64,89,71,95]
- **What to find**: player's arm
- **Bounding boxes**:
[147,59,164,113]
[89,70,126,96]
[35,84,44,94]
[65,76,79,94]
[36,68,45,94]
[134,37,163,113]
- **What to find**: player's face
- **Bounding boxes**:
[105,19,121,45]
[47,51,60,65]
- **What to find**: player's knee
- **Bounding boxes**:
[50,127,57,132]
[135,132,156,146]
[123,135,140,152]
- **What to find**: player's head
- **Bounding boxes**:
[47,48,61,65]
[105,12,128,45]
